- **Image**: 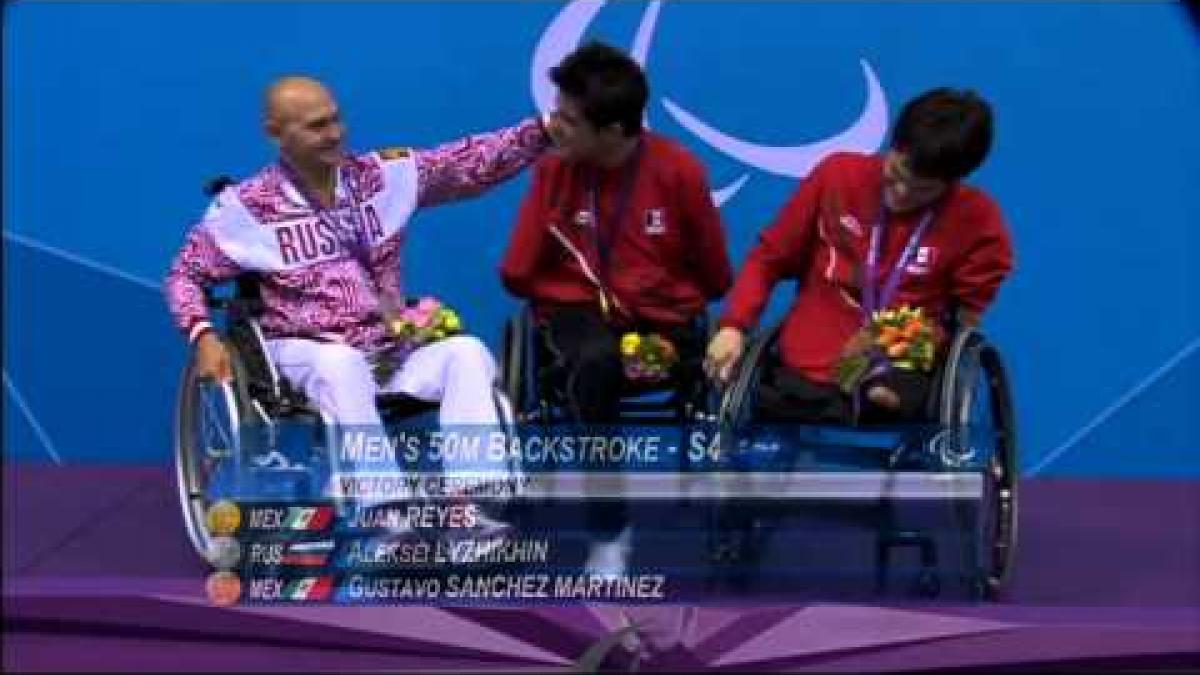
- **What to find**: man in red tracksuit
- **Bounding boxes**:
[706,88,1014,424]
[500,41,733,577]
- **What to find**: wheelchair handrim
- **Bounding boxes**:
[174,345,250,558]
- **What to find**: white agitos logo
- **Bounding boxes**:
[531,0,889,206]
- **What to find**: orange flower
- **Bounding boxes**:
[878,325,902,345]
[887,341,909,358]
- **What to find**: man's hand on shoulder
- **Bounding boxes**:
[541,113,568,151]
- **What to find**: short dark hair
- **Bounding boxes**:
[891,88,993,182]
[550,41,648,137]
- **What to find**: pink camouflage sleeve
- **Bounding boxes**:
[414,117,550,208]
[164,225,243,342]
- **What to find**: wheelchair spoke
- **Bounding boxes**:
[200,387,235,452]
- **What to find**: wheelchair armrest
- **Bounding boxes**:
[200,273,266,314]
[202,287,230,311]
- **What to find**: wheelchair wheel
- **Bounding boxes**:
[174,340,254,559]
[940,329,1018,601]
[491,386,526,491]
[707,327,782,575]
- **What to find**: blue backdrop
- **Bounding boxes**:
[4,1,1198,476]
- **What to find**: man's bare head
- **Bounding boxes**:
[264,76,345,170]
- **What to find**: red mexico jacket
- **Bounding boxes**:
[720,152,1015,384]
[500,131,733,326]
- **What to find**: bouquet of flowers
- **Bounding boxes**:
[388,297,463,349]
[836,304,936,394]
[619,332,678,383]
[371,297,463,384]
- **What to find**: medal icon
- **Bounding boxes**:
[205,500,241,536]
[205,571,242,607]
[205,536,242,569]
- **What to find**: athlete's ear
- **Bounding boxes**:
[264,115,282,140]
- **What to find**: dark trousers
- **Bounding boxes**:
[538,305,704,540]
[756,363,933,426]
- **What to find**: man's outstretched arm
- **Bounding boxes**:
[415,117,552,208]
[705,159,829,383]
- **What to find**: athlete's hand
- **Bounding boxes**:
[542,112,568,149]
[196,332,233,383]
[839,326,874,360]
[704,327,746,386]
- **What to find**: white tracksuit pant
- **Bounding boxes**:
[267,335,511,502]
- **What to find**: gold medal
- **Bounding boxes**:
[205,500,242,536]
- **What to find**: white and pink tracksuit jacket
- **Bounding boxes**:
[164,117,548,353]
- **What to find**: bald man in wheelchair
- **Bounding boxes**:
[165,77,560,544]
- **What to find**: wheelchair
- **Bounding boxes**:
[708,315,1018,601]
[174,177,517,560]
